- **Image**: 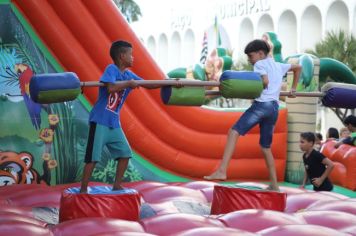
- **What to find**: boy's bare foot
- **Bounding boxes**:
[265,185,280,192]
[112,185,124,191]
[79,188,87,194]
[203,171,226,181]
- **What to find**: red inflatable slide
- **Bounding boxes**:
[12,0,287,181]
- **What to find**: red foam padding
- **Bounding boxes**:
[211,185,286,214]
[59,187,141,222]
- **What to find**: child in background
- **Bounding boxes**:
[339,127,351,139]
[314,133,323,151]
[335,115,356,148]
[325,127,339,141]
[299,132,334,191]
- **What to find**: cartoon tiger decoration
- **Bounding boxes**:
[0,151,45,186]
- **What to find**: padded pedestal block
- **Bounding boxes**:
[211,185,286,214]
[59,186,140,222]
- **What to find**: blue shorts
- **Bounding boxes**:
[85,122,132,163]
[232,100,279,148]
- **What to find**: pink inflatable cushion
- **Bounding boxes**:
[171,227,258,236]
[140,213,225,235]
[285,192,340,213]
[52,217,144,236]
[305,199,356,215]
[219,209,305,232]
[0,221,52,236]
[295,210,356,230]
[257,224,346,236]
[140,185,208,203]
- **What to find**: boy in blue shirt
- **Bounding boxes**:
[204,39,301,191]
[80,40,159,193]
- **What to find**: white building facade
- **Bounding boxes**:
[132,0,356,73]
[132,0,356,137]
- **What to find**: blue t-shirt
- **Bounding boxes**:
[89,64,142,128]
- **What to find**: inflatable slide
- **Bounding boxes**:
[1,0,287,183]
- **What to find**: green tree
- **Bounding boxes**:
[113,0,142,23]
[232,60,253,71]
[306,31,356,73]
[307,31,356,121]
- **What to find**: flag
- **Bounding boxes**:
[199,31,208,64]
[214,16,222,47]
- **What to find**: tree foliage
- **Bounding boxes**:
[307,31,356,121]
[113,0,142,23]
[306,31,356,73]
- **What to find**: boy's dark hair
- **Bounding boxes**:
[110,40,132,62]
[315,133,323,141]
[327,127,339,139]
[344,115,356,127]
[300,132,315,144]
[244,39,270,55]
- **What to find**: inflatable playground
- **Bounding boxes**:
[0,0,356,235]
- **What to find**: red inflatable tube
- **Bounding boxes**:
[211,185,287,214]
[59,186,141,222]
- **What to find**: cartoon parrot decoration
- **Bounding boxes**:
[15,63,42,130]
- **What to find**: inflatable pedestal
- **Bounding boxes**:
[59,186,141,222]
[211,185,286,214]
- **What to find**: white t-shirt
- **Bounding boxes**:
[253,57,291,102]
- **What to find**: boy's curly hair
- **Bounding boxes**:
[244,39,270,55]
[110,40,132,62]
[344,115,356,127]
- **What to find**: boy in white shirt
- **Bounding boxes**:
[204,39,301,191]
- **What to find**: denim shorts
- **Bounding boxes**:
[232,100,279,148]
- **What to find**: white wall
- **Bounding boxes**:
[256,14,274,38]
[278,10,297,57]
[182,29,195,67]
[147,36,156,58]
[157,34,168,71]
[238,18,254,59]
[132,0,355,70]
[300,5,322,52]
[325,0,349,35]
[131,0,355,133]
[169,32,182,70]
[353,5,356,36]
